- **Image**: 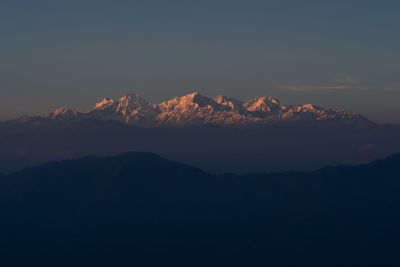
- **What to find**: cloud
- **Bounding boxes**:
[382,82,400,91]
[335,76,361,84]
[280,78,400,92]
[279,85,365,91]
[383,87,400,91]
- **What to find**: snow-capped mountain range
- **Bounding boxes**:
[39,92,370,127]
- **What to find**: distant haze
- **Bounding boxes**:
[1,1,400,124]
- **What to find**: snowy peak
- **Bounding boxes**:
[189,92,216,108]
[244,96,281,112]
[115,94,154,114]
[46,108,80,119]
[41,92,372,127]
[93,94,154,112]
[118,93,151,107]
[88,94,157,126]
[94,98,114,110]
[214,95,244,111]
[158,92,217,112]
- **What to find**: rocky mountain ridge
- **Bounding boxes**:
[38,92,371,127]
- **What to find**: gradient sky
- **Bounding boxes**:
[1,1,400,123]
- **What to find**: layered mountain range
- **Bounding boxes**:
[2,92,394,174]
[37,92,370,127]
[2,152,400,266]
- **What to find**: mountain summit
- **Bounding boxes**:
[39,92,370,127]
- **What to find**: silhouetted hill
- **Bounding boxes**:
[0,119,399,173]
[1,152,400,266]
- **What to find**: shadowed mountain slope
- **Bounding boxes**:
[1,152,400,266]
[0,119,399,174]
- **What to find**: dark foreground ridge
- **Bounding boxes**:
[1,119,400,174]
[1,152,400,266]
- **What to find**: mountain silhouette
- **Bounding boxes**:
[1,119,400,174]
[1,152,400,266]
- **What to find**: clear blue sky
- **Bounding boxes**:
[1,0,400,123]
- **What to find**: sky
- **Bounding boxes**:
[1,0,400,124]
